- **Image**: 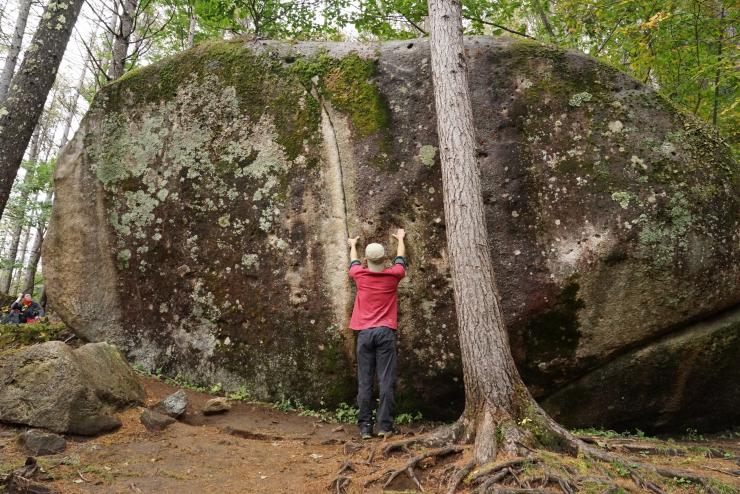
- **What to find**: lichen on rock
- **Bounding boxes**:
[44,36,739,430]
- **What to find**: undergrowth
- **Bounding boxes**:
[0,320,69,350]
[132,364,425,425]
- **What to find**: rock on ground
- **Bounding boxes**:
[202,398,231,415]
[152,390,188,418]
[0,341,145,435]
[140,409,176,431]
[17,429,66,456]
[43,37,739,431]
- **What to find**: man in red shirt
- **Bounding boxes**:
[347,229,407,439]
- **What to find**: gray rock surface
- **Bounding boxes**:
[43,37,739,430]
[140,409,175,431]
[152,390,188,418]
[18,430,66,456]
[0,341,145,435]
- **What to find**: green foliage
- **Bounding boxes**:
[396,411,423,425]
[684,427,706,441]
[346,0,737,150]
[0,321,68,349]
[707,478,738,494]
[225,386,251,401]
[571,427,655,440]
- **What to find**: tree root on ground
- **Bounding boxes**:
[1,457,55,494]
[365,425,458,465]
[363,446,463,491]
[355,409,728,494]
[444,460,475,494]
[327,460,355,494]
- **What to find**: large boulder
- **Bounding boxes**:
[0,341,145,434]
[43,37,738,431]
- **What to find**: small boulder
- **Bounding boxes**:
[140,409,175,432]
[0,341,145,435]
[202,397,231,415]
[18,429,66,455]
[152,390,187,418]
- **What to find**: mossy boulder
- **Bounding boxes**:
[0,341,145,434]
[43,37,739,431]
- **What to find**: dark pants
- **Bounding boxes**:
[356,326,397,432]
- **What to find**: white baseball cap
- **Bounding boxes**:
[365,243,385,272]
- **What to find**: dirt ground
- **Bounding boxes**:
[1,376,738,494]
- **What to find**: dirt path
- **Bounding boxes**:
[1,376,739,494]
[1,377,372,494]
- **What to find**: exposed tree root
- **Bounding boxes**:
[354,402,728,494]
[445,460,476,494]
[1,457,55,494]
[363,446,463,491]
[327,460,355,494]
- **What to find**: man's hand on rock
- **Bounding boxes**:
[347,236,359,247]
[392,229,405,241]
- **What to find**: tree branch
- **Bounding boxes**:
[462,14,535,39]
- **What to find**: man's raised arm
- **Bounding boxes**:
[392,229,405,259]
[348,236,360,263]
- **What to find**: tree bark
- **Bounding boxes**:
[0,0,86,218]
[108,0,138,80]
[11,222,31,294]
[535,0,556,39]
[428,0,563,465]
[187,4,197,47]
[0,0,33,104]
[711,5,725,127]
[0,124,41,293]
[21,215,46,295]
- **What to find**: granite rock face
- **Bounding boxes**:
[43,37,739,430]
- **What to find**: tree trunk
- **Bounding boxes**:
[11,223,31,294]
[0,223,22,293]
[0,0,86,218]
[21,217,46,295]
[0,124,41,293]
[712,5,725,127]
[428,0,565,465]
[187,5,197,47]
[535,0,556,39]
[0,0,33,104]
[58,27,94,153]
[108,0,138,80]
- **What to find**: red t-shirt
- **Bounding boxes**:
[349,261,406,330]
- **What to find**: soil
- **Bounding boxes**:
[1,376,738,494]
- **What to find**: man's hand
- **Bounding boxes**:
[347,236,359,247]
[391,229,405,241]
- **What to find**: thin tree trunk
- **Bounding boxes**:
[428,0,559,465]
[11,222,31,294]
[535,0,555,38]
[712,5,725,126]
[0,224,22,293]
[0,0,86,218]
[108,0,138,80]
[0,0,33,104]
[21,215,46,294]
[58,26,96,153]
[0,123,41,293]
[187,5,197,47]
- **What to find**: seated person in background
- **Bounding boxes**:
[9,293,44,323]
